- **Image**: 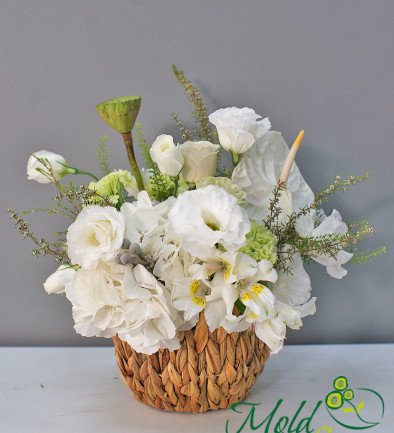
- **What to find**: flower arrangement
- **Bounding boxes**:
[8,66,385,411]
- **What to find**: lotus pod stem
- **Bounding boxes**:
[121,132,144,191]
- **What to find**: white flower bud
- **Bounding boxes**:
[150,135,184,176]
[27,150,69,184]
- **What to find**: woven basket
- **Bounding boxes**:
[113,313,269,413]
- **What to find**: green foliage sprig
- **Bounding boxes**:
[352,246,387,264]
[96,135,111,175]
[8,160,112,263]
[265,174,383,273]
[7,208,69,264]
[172,65,215,143]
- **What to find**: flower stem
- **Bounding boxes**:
[73,169,99,181]
[172,175,179,196]
[231,152,240,167]
[121,132,145,191]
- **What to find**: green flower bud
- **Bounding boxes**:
[344,389,354,401]
[96,96,141,133]
[334,376,348,391]
[326,391,344,409]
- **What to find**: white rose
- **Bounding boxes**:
[65,261,127,338]
[43,265,76,294]
[150,134,184,176]
[209,107,271,155]
[27,150,69,184]
[67,205,125,269]
[179,141,220,183]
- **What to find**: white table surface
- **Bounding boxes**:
[0,344,393,433]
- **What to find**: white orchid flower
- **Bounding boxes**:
[309,209,353,279]
[172,265,211,321]
[254,315,286,354]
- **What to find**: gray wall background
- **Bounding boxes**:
[1,0,393,346]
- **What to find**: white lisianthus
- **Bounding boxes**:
[168,185,251,258]
[118,265,179,354]
[309,210,353,279]
[209,107,271,155]
[43,265,76,294]
[67,205,125,269]
[179,141,220,183]
[232,131,315,235]
[65,261,127,338]
[150,134,184,176]
[27,150,69,184]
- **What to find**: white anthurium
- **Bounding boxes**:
[27,150,69,184]
[67,205,125,269]
[118,264,179,355]
[232,131,315,236]
[209,107,271,155]
[168,185,251,258]
[65,261,127,338]
[179,140,220,183]
[43,265,76,294]
[309,209,353,279]
[172,264,211,321]
[150,134,184,176]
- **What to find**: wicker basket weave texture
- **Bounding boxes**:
[113,313,269,413]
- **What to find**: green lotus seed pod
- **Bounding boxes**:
[334,376,348,391]
[96,96,141,133]
[326,391,344,409]
[344,389,354,401]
